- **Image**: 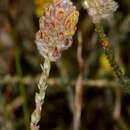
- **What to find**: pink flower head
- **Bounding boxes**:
[84,0,118,23]
[36,0,79,61]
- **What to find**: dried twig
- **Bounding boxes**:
[73,31,84,130]
[0,75,120,88]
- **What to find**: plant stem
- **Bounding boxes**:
[115,117,129,130]
[31,57,51,130]
[13,40,30,130]
[95,24,130,93]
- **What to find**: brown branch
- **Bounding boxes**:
[73,31,84,130]
[0,75,119,88]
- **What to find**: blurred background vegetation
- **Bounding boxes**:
[0,0,130,130]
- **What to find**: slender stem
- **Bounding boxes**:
[115,117,129,130]
[13,33,30,130]
[31,57,51,130]
[73,31,84,130]
[95,24,130,93]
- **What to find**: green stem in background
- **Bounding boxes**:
[31,57,51,130]
[115,117,129,130]
[95,24,130,93]
[13,33,30,130]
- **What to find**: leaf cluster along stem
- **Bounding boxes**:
[95,24,130,93]
[31,57,51,130]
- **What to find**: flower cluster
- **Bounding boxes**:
[83,0,118,23]
[36,0,79,61]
